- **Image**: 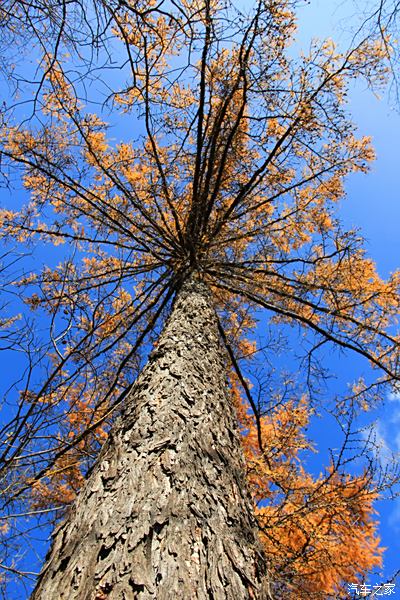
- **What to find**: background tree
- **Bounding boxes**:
[0,0,399,598]
[354,0,400,97]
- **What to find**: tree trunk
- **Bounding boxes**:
[31,276,270,599]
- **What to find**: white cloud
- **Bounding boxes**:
[370,420,395,466]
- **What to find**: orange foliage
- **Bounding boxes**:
[230,373,383,598]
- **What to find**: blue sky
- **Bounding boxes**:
[297,0,400,588]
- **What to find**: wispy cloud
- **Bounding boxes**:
[369,420,395,467]
[387,389,400,403]
[370,398,400,528]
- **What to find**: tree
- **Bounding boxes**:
[31,276,272,599]
[0,1,399,598]
[344,0,400,102]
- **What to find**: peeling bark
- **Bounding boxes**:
[31,277,271,599]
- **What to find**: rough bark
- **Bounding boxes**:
[31,276,271,599]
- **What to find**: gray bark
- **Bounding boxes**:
[31,276,271,599]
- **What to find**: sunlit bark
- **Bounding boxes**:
[31,275,271,599]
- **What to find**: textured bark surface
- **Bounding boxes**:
[31,278,270,599]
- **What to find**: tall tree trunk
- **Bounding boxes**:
[31,276,271,599]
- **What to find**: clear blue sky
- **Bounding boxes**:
[298,0,400,588]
